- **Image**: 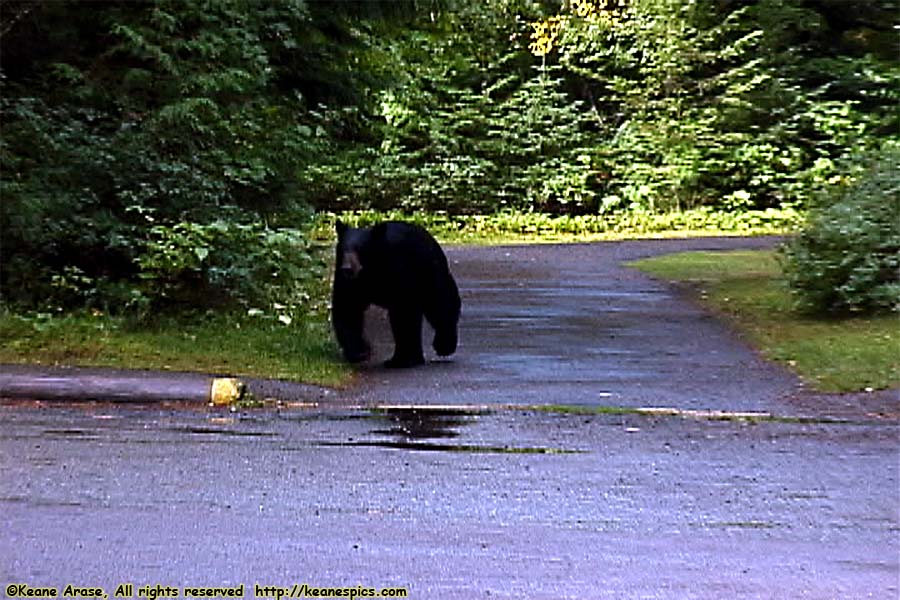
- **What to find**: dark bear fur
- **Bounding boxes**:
[332,220,461,368]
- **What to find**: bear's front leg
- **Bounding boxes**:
[385,307,425,368]
[332,280,372,364]
[424,277,461,358]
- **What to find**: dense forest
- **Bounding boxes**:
[1,0,897,316]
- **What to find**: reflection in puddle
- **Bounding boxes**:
[319,407,580,454]
[0,495,83,508]
[168,426,278,438]
[369,407,478,440]
[319,439,578,454]
[42,429,101,440]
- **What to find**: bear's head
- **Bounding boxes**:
[335,220,367,279]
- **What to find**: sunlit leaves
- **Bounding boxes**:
[529,1,627,57]
[529,17,561,56]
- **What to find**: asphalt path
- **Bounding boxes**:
[2,237,898,599]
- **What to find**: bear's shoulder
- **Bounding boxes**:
[374,221,439,248]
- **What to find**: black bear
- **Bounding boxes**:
[332,220,461,368]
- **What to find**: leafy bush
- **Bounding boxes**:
[135,222,330,319]
[0,1,333,315]
[781,143,900,313]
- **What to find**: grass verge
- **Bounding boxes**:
[629,250,899,393]
[0,310,350,387]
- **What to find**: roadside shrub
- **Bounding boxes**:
[781,143,900,313]
[0,2,328,317]
[135,221,330,318]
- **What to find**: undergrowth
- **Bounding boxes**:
[313,207,802,243]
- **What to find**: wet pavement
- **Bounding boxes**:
[346,238,801,412]
[2,237,898,599]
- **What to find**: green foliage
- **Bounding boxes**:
[136,222,329,318]
[0,0,335,314]
[301,0,897,217]
[302,4,603,214]
[781,143,900,314]
[551,0,898,212]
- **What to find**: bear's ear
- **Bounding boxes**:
[335,219,347,238]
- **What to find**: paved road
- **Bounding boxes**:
[2,238,897,599]
[347,238,801,412]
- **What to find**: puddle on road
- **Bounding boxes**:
[0,495,84,508]
[323,403,884,455]
[318,439,579,454]
[167,426,278,438]
[701,520,781,530]
[323,406,581,455]
[19,400,883,456]
[42,428,102,440]
[368,407,476,440]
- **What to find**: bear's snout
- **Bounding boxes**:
[340,251,363,278]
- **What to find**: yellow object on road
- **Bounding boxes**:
[209,378,245,406]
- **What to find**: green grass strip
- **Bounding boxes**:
[0,311,350,387]
[629,250,899,393]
